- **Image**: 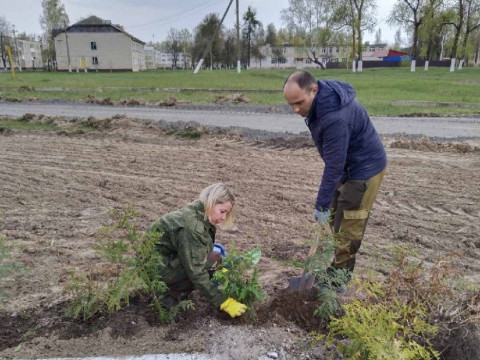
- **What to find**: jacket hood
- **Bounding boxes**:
[313,80,356,117]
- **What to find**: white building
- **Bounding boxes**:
[2,37,43,70]
[144,46,162,70]
[250,43,388,69]
[54,16,146,72]
[159,51,191,69]
[17,39,43,70]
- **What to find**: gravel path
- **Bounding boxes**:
[1,100,480,140]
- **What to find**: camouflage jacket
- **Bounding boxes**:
[149,200,227,307]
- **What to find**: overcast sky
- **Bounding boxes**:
[5,0,397,44]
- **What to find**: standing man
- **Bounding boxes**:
[283,71,387,280]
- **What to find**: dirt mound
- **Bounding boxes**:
[118,98,143,106]
[259,288,326,332]
[0,127,13,135]
[390,136,480,153]
[214,93,251,104]
[157,96,191,106]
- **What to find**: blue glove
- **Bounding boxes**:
[314,209,331,226]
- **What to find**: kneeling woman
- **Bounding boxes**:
[148,182,247,318]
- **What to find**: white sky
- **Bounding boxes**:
[4,0,398,44]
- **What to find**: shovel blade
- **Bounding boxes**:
[288,273,316,291]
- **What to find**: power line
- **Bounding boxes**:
[128,0,222,30]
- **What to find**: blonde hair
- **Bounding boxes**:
[199,182,235,229]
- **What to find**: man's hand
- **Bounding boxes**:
[220,297,248,318]
[314,208,331,226]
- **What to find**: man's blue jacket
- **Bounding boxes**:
[305,80,387,211]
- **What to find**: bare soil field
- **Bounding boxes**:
[0,116,479,359]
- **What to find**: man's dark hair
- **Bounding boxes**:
[284,71,316,91]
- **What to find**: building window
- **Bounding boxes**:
[91,42,97,50]
[92,57,98,65]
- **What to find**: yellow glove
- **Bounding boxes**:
[220,297,248,318]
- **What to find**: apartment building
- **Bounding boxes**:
[54,16,146,72]
[250,43,388,69]
[2,37,43,70]
[159,51,191,69]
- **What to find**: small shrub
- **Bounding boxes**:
[326,246,480,360]
[64,204,193,323]
[328,298,439,360]
[213,247,267,318]
[166,129,202,138]
[176,130,201,138]
[305,226,351,321]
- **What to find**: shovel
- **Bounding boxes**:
[288,243,318,291]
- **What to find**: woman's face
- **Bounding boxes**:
[208,201,233,226]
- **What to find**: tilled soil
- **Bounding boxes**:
[0,117,479,359]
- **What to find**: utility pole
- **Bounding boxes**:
[236,0,241,73]
[64,21,71,72]
[193,0,234,74]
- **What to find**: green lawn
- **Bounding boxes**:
[0,118,59,131]
[1,67,479,116]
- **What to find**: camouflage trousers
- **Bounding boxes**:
[159,251,223,300]
[330,168,386,273]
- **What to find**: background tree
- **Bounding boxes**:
[39,0,69,64]
[193,13,224,69]
[265,23,277,45]
[349,0,378,60]
[276,28,291,45]
[458,0,480,64]
[178,29,193,69]
[221,28,237,68]
[242,6,262,67]
[162,28,182,69]
[388,0,442,60]
[0,16,13,69]
[330,0,377,61]
[393,29,404,49]
[250,24,266,67]
[331,0,357,60]
[444,0,467,60]
[472,27,480,65]
[418,0,448,61]
[281,0,334,44]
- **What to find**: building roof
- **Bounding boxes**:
[387,49,410,57]
[65,15,145,45]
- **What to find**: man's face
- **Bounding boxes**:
[283,82,318,117]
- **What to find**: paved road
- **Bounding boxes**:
[1,101,480,139]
